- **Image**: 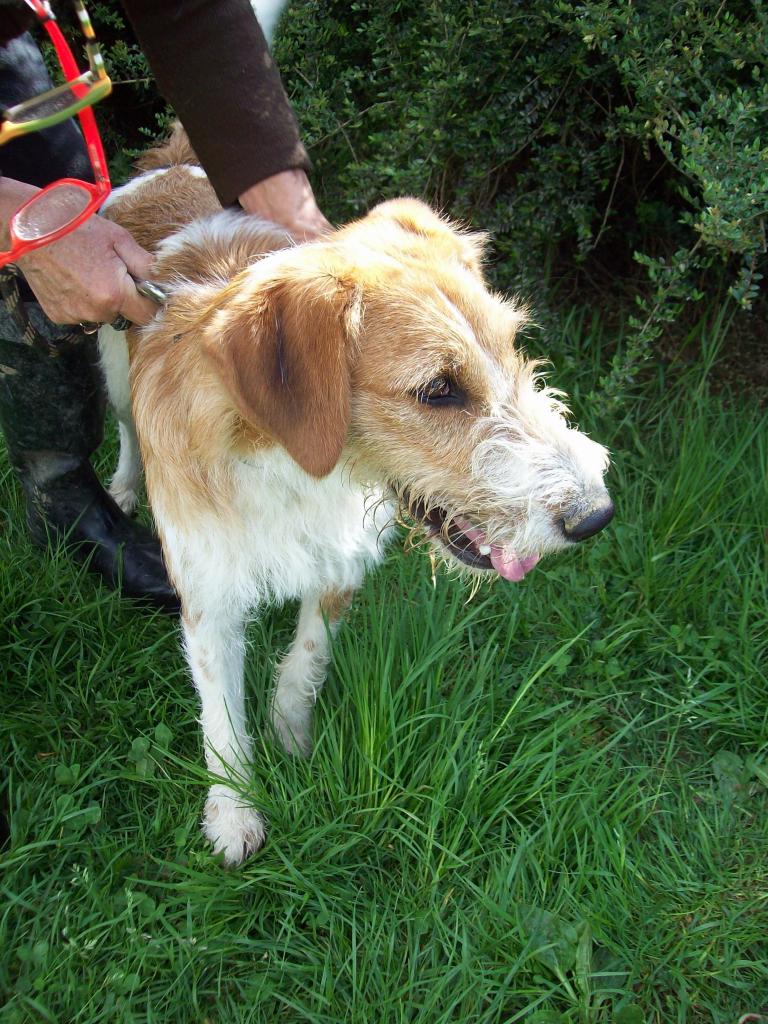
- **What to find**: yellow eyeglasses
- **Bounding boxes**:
[0,0,111,145]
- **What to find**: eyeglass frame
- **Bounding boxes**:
[0,0,112,143]
[0,0,112,268]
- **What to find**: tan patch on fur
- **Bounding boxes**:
[102,122,220,253]
[103,169,221,254]
[304,639,317,653]
[131,319,242,520]
[320,589,355,624]
[126,233,293,522]
[361,197,489,278]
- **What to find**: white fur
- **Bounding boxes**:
[469,379,610,556]
[157,452,392,614]
[110,420,141,514]
[153,207,292,283]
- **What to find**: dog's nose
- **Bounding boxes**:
[561,495,615,542]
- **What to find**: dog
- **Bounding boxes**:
[99,127,614,865]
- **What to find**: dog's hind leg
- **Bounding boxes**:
[181,602,266,865]
[270,588,355,758]
[98,325,142,513]
[110,419,142,514]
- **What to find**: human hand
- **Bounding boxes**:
[238,168,332,242]
[16,214,159,327]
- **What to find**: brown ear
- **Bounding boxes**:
[204,268,355,478]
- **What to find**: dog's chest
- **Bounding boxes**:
[219,453,394,602]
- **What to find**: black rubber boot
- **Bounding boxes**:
[0,299,180,613]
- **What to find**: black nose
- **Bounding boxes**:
[562,499,615,542]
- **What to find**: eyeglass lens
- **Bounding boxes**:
[13,183,92,240]
[10,78,96,124]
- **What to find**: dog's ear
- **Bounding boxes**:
[370,198,489,277]
[204,265,358,478]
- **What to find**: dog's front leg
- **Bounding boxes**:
[182,605,265,865]
[270,588,354,757]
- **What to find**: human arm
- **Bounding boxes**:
[121,0,331,240]
[121,0,310,205]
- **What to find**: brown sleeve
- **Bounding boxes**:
[120,0,310,206]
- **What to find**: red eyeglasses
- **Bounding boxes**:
[0,0,112,269]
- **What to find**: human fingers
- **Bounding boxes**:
[115,278,158,327]
[112,227,155,282]
[238,169,333,241]
[288,208,334,243]
[109,226,162,326]
[17,218,158,326]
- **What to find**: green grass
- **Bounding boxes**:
[1,313,766,1023]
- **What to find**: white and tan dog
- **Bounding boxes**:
[99,128,613,865]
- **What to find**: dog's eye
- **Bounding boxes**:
[416,375,463,406]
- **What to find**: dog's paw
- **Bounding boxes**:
[202,785,266,866]
[109,481,138,515]
[270,698,313,758]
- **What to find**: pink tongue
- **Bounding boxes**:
[455,518,540,582]
[489,547,540,582]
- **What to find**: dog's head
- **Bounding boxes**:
[184,199,612,580]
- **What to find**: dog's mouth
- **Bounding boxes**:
[405,494,540,582]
